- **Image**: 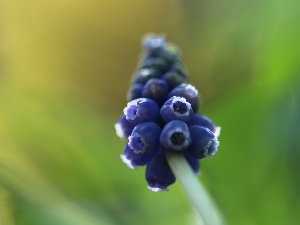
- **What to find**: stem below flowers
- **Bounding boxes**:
[165,151,225,225]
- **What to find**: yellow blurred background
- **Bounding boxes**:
[1,0,300,224]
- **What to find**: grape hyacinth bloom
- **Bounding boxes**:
[114,115,134,138]
[168,83,200,112]
[160,96,193,123]
[187,126,219,159]
[115,34,221,193]
[126,83,143,102]
[160,120,191,151]
[146,152,176,191]
[123,98,160,126]
[142,78,169,105]
[128,122,161,154]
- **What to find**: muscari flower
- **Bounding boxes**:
[168,83,199,112]
[160,96,193,123]
[188,113,221,138]
[115,34,220,191]
[128,122,161,154]
[114,114,134,138]
[142,33,166,56]
[162,70,186,90]
[160,120,191,151]
[126,83,143,102]
[187,126,219,159]
[123,98,160,126]
[142,78,169,105]
[145,152,175,192]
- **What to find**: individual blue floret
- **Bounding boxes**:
[145,152,176,192]
[123,98,160,126]
[132,68,161,85]
[128,122,161,154]
[139,57,169,74]
[187,126,219,159]
[126,83,144,102]
[158,44,181,63]
[188,114,217,134]
[168,83,199,112]
[160,120,191,151]
[121,144,158,169]
[114,114,135,138]
[160,96,193,123]
[142,34,166,56]
[142,78,169,105]
[162,70,186,90]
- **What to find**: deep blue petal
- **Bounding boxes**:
[121,144,157,169]
[160,120,191,151]
[160,96,193,123]
[142,78,169,105]
[162,71,186,89]
[187,126,219,159]
[145,152,175,191]
[114,115,134,138]
[138,57,169,75]
[168,83,199,112]
[158,44,181,63]
[142,34,166,56]
[133,68,161,85]
[123,98,160,126]
[126,83,143,102]
[128,122,161,154]
[183,150,200,174]
[188,114,216,133]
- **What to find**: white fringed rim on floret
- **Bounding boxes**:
[185,84,198,97]
[170,96,191,117]
[166,126,191,151]
[147,186,168,192]
[114,123,125,138]
[214,126,221,138]
[120,154,135,169]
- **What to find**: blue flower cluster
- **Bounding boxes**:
[115,34,220,192]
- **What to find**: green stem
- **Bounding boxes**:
[165,151,225,225]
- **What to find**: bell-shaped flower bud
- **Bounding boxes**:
[142,78,169,105]
[133,68,161,85]
[142,34,165,56]
[160,96,193,123]
[168,83,199,112]
[188,114,221,138]
[121,144,159,169]
[187,126,219,159]
[123,98,160,126]
[160,120,191,151]
[162,71,186,90]
[128,122,161,154]
[114,114,135,138]
[126,83,143,102]
[145,153,176,192]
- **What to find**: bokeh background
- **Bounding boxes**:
[1,0,300,224]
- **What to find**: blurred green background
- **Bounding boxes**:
[1,0,299,224]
